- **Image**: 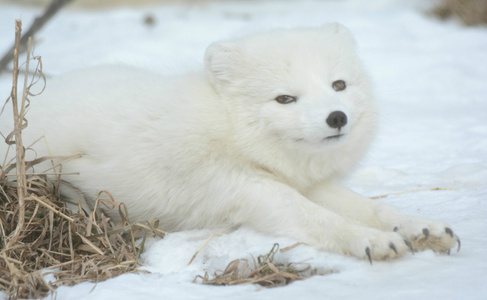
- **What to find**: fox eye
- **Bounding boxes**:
[332,80,346,92]
[275,95,297,104]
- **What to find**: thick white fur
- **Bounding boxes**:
[4,24,458,260]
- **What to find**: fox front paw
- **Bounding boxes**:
[392,217,460,254]
[344,227,409,263]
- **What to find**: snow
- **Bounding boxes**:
[1,0,486,299]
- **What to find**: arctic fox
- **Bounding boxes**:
[5,24,459,261]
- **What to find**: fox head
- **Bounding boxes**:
[204,24,377,180]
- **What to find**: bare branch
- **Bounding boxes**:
[0,0,75,73]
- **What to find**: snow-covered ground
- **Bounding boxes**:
[1,1,486,299]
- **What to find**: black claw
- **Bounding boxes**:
[423,228,430,242]
[445,228,461,252]
[447,249,451,255]
[404,239,415,254]
[365,247,373,265]
[389,242,398,255]
[393,226,399,232]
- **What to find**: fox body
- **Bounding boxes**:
[7,24,459,260]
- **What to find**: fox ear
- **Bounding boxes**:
[204,41,244,88]
[322,23,357,46]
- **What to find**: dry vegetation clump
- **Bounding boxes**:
[1,20,164,299]
[431,0,487,25]
[0,180,163,298]
[194,243,334,288]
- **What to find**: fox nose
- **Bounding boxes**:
[326,111,348,129]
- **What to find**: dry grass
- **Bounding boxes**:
[0,179,163,298]
[430,0,487,25]
[0,20,165,299]
[194,243,333,288]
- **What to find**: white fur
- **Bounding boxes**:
[4,24,458,260]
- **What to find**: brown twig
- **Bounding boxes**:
[279,242,307,253]
[0,0,75,73]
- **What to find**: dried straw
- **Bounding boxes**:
[0,20,164,299]
[187,233,224,266]
[194,243,333,288]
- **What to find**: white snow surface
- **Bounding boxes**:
[1,0,486,299]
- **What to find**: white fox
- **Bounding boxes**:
[7,24,459,261]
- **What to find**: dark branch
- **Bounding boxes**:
[0,0,75,73]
